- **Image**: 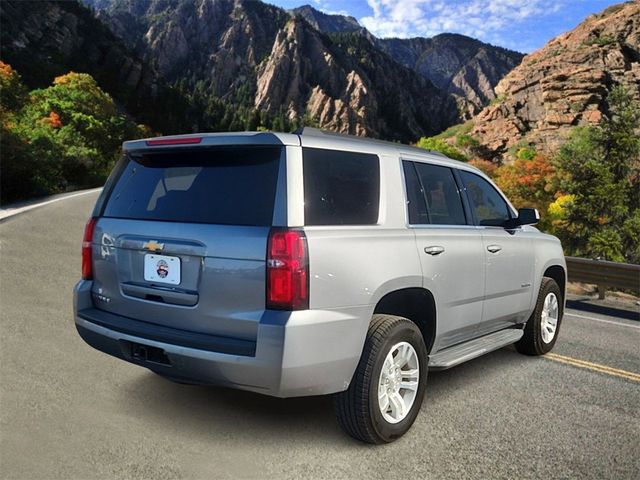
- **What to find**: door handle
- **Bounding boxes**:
[487,244,502,253]
[424,246,445,256]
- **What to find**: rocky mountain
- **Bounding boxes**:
[82,0,458,141]
[467,1,640,161]
[291,5,523,116]
[0,0,192,134]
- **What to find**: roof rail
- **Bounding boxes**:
[295,126,450,158]
[297,126,402,145]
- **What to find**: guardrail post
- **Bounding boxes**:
[597,284,606,300]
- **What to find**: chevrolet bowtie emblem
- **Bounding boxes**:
[143,240,164,252]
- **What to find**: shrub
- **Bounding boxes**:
[416,137,467,161]
[515,146,536,161]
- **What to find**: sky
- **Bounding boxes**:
[268,0,621,52]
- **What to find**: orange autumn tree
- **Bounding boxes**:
[493,153,558,231]
[0,61,26,114]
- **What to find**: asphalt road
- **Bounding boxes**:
[1,192,639,480]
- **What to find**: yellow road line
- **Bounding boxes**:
[545,353,640,382]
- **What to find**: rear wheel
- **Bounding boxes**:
[516,277,563,355]
[334,314,428,444]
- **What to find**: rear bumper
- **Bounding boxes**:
[74,281,370,397]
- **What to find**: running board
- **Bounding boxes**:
[428,329,523,370]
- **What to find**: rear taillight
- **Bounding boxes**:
[266,228,309,310]
[82,217,97,280]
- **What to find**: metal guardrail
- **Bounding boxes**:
[566,256,640,298]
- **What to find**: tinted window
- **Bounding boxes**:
[103,146,282,225]
[402,161,429,224]
[303,148,379,225]
[414,162,466,225]
[460,171,511,226]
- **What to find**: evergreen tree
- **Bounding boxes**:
[556,86,640,262]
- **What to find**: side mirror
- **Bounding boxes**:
[517,208,540,226]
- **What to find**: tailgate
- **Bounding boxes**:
[91,220,268,341]
[88,145,283,342]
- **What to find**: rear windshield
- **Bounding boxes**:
[102,146,282,226]
[303,148,380,225]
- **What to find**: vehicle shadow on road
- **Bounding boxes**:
[566,298,640,321]
[118,346,527,445]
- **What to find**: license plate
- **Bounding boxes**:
[144,254,181,285]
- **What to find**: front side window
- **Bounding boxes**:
[303,148,380,226]
[460,171,511,227]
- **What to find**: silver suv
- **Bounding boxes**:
[74,128,566,443]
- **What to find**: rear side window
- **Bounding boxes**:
[410,162,466,225]
[102,146,282,226]
[459,171,511,227]
[402,161,429,224]
[303,148,380,225]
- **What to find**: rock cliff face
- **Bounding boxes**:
[469,2,640,160]
[254,19,374,135]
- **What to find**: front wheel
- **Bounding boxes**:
[516,277,563,355]
[334,314,428,444]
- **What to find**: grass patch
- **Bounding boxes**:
[583,36,616,47]
[602,4,625,16]
[455,133,480,149]
[489,93,508,106]
[432,120,474,140]
[570,102,583,113]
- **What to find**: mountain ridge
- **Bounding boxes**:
[291,4,524,116]
[291,5,362,34]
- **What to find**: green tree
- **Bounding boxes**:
[1,66,141,203]
[555,86,640,262]
[1,62,64,202]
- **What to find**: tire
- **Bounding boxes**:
[334,314,428,444]
[516,277,563,355]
